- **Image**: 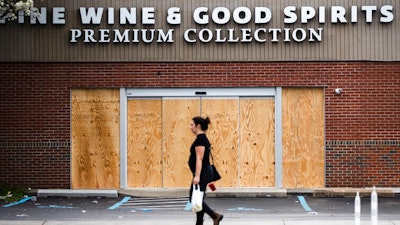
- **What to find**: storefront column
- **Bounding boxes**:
[275,87,283,188]
[120,88,128,188]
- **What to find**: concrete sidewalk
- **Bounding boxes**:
[1,220,400,225]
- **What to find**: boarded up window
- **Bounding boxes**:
[71,89,120,189]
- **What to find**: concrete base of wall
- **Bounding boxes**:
[37,189,118,198]
[34,187,400,198]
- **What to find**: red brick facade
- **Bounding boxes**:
[1,62,399,188]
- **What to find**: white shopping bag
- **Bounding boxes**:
[191,184,204,212]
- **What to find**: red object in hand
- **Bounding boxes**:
[208,183,216,191]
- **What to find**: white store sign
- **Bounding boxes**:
[7,4,395,44]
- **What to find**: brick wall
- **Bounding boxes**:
[1,62,399,188]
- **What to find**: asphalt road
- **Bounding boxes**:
[1,195,400,223]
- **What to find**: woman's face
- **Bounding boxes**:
[190,120,198,134]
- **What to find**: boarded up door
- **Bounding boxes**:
[127,99,163,188]
[127,97,276,188]
[204,97,275,187]
[202,98,240,187]
[127,98,200,188]
[282,88,325,188]
[71,89,120,189]
[162,98,200,188]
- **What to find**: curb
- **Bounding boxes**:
[34,187,400,198]
[313,187,399,198]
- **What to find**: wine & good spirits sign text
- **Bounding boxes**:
[10,4,395,44]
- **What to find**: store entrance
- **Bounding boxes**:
[70,88,325,189]
[127,96,275,188]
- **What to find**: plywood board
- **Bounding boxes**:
[282,88,325,188]
[71,89,120,189]
[162,98,200,187]
[201,98,239,187]
[127,99,163,187]
[239,98,275,187]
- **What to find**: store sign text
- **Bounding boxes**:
[16,5,394,44]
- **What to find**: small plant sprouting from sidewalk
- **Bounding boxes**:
[0,182,30,204]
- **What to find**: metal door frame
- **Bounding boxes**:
[119,87,283,188]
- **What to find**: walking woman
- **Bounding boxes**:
[188,116,223,225]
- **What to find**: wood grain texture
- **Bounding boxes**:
[71,89,120,189]
[162,98,200,187]
[282,88,325,188]
[71,90,324,189]
[202,98,239,187]
[127,99,163,187]
[239,98,275,187]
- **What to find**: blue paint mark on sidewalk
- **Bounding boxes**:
[108,196,131,210]
[297,196,314,212]
[37,205,76,209]
[228,207,262,211]
[2,197,32,208]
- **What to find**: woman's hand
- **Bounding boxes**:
[193,175,200,184]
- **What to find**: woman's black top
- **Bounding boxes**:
[188,133,211,175]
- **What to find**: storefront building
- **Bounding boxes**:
[1,0,399,190]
